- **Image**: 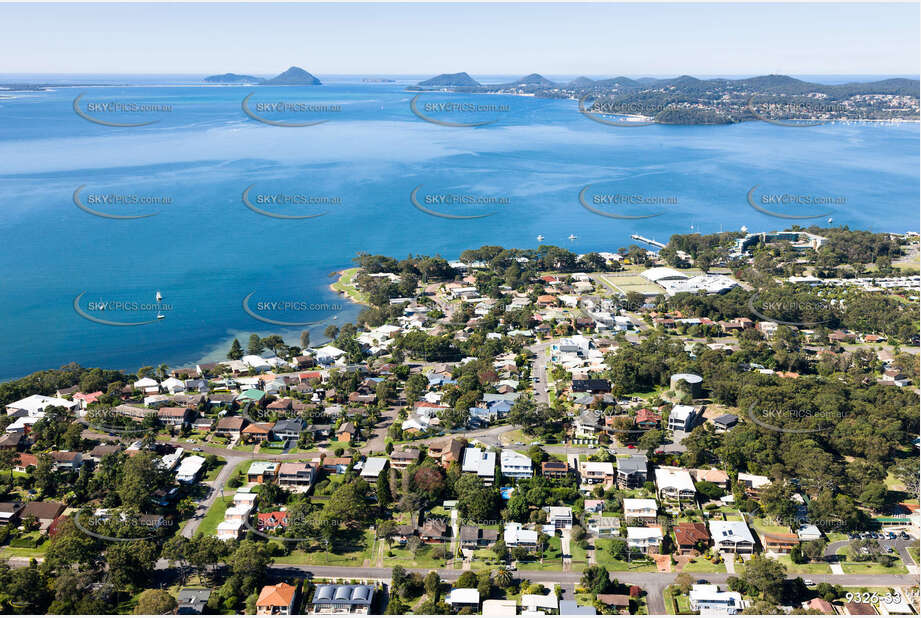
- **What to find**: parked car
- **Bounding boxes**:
[804,580,815,586]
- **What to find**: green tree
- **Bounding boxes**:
[247,334,264,355]
[133,589,177,615]
[228,339,243,360]
[740,555,787,603]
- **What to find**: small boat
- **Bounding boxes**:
[536,235,544,242]
[155,290,163,302]
[827,217,833,224]
[156,313,165,320]
[332,316,338,320]
[568,234,577,240]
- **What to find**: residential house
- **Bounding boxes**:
[737,472,771,497]
[571,379,610,393]
[0,502,23,525]
[21,501,65,532]
[655,467,696,503]
[500,450,533,479]
[418,518,449,543]
[242,422,275,443]
[272,419,305,441]
[257,511,289,532]
[541,460,569,479]
[674,522,710,554]
[548,506,573,530]
[176,455,206,483]
[256,583,297,615]
[50,451,82,471]
[761,532,799,554]
[458,525,499,549]
[359,457,388,481]
[446,589,480,612]
[579,461,615,486]
[5,394,77,416]
[336,422,356,443]
[689,585,744,615]
[574,410,603,441]
[522,592,558,614]
[389,448,420,471]
[587,516,620,537]
[595,595,631,612]
[462,448,496,485]
[247,461,279,484]
[626,526,663,554]
[667,405,700,432]
[690,468,730,489]
[623,498,658,525]
[504,522,538,548]
[616,455,648,489]
[309,584,374,615]
[711,414,738,432]
[176,589,212,614]
[215,416,246,439]
[322,456,351,474]
[428,437,465,468]
[634,408,661,429]
[157,407,194,426]
[559,600,597,616]
[277,462,316,493]
[709,520,755,554]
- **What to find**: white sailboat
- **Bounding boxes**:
[568,234,577,240]
[155,290,163,302]
[536,235,544,242]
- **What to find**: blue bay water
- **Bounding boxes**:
[0,80,917,380]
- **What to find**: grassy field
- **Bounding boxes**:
[839,560,908,575]
[331,267,370,305]
[382,543,450,569]
[203,457,227,482]
[680,556,726,573]
[592,539,657,572]
[279,529,375,566]
[196,496,233,538]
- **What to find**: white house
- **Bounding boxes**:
[504,522,538,548]
[623,498,658,524]
[655,467,696,502]
[133,377,160,394]
[314,345,346,364]
[217,519,244,540]
[626,526,663,554]
[521,593,557,614]
[161,377,186,394]
[708,520,755,554]
[446,589,480,610]
[547,506,573,530]
[5,394,78,416]
[689,585,744,615]
[176,455,206,483]
[462,448,496,485]
[500,450,533,479]
[667,405,699,432]
[241,355,271,371]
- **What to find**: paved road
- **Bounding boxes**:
[180,452,243,538]
[826,537,918,569]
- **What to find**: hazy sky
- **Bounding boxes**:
[2,3,918,76]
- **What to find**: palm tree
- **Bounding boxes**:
[494,567,513,589]
[157,364,169,380]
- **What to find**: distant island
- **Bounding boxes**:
[203,66,322,85]
[409,72,921,124]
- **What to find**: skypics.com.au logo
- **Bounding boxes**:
[746,185,845,220]
[241,185,340,220]
[410,185,509,219]
[410,94,510,127]
[242,292,342,327]
[241,93,342,127]
[74,291,173,326]
[578,183,678,220]
[73,185,172,220]
[73,94,173,127]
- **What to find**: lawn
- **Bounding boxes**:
[382,543,450,569]
[750,517,793,535]
[907,544,919,565]
[839,560,908,575]
[277,529,374,566]
[331,267,370,305]
[592,538,657,572]
[203,457,227,482]
[680,557,726,573]
[196,496,233,538]
[768,554,832,574]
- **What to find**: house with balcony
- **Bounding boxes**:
[623,498,658,524]
[308,584,375,615]
[500,450,533,480]
[462,447,496,485]
[626,526,663,554]
[709,520,755,554]
[579,461,615,486]
[277,462,316,493]
[616,455,648,489]
[655,467,696,504]
[689,585,744,615]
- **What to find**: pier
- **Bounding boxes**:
[631,234,666,249]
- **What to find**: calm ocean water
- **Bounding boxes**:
[0,79,917,379]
